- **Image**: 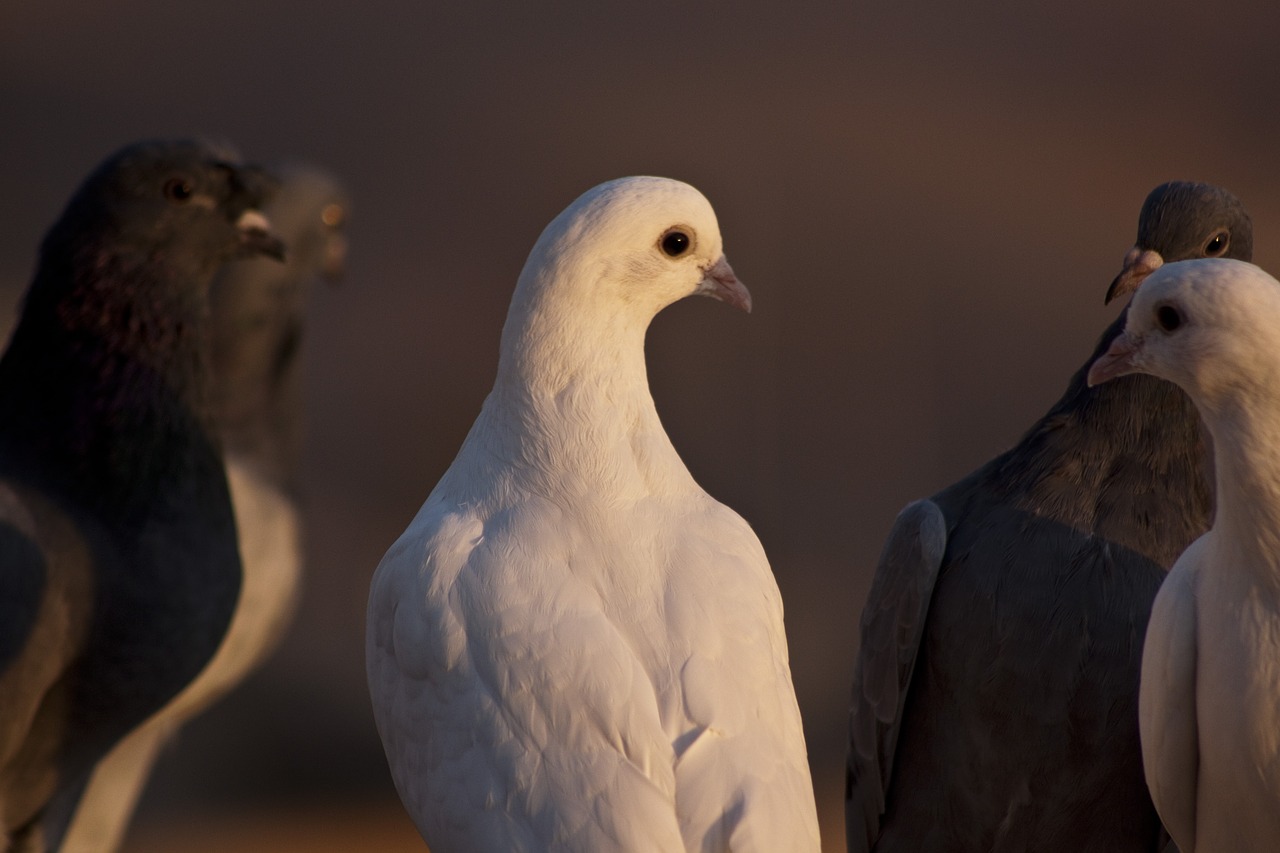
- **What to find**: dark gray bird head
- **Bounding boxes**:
[14,140,288,371]
[40,139,286,287]
[3,139,289,431]
[1105,181,1252,304]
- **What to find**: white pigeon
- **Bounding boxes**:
[366,176,820,853]
[1088,257,1280,852]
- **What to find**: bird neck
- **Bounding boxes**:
[1207,399,1280,570]
[997,313,1212,568]
[0,245,223,517]
[206,263,306,490]
[468,303,696,502]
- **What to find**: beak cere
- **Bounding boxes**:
[235,209,287,261]
[697,256,752,313]
[1087,331,1141,387]
[1105,247,1164,304]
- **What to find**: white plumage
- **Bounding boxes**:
[1088,257,1280,852]
[366,176,819,852]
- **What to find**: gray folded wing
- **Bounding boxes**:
[846,499,947,853]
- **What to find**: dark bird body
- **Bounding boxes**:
[847,182,1250,852]
[60,165,348,853]
[0,140,283,852]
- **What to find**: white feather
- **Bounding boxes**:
[1096,258,1280,852]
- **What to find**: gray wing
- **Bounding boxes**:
[846,499,947,853]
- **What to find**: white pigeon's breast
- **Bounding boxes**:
[367,480,818,852]
[1194,562,1280,850]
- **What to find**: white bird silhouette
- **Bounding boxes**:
[366,176,820,853]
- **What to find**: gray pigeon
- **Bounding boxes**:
[1089,258,1280,852]
[59,166,348,853]
[0,140,284,852]
[846,181,1251,852]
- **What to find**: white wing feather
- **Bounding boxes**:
[368,495,686,853]
[1139,539,1202,852]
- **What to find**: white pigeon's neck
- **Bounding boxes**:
[462,292,699,503]
[1208,399,1280,575]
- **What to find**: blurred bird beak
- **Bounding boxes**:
[320,202,349,282]
[1087,331,1141,386]
[697,256,752,313]
[235,210,287,261]
[322,232,348,282]
[1105,247,1164,304]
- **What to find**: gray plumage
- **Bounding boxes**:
[59,166,348,853]
[0,140,284,852]
[847,181,1251,852]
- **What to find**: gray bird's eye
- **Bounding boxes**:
[660,229,692,257]
[163,178,194,204]
[1156,304,1183,332]
[1204,232,1228,256]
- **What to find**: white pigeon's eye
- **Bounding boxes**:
[163,177,194,204]
[1156,304,1183,332]
[659,229,693,258]
[1204,231,1229,256]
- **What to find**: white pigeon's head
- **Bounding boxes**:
[511,176,750,324]
[1088,258,1280,412]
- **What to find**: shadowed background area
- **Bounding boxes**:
[3,2,1280,850]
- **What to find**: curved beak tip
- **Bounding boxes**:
[1105,249,1164,305]
[699,256,752,313]
[1087,333,1139,387]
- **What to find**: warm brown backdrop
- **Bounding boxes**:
[4,2,1280,850]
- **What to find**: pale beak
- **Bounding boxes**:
[1105,247,1164,304]
[697,255,752,313]
[1087,331,1141,386]
[235,209,287,261]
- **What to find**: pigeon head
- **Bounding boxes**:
[242,164,348,283]
[1105,181,1252,304]
[7,140,289,397]
[207,165,348,471]
[41,139,286,283]
[510,176,750,325]
[1089,258,1280,414]
[287,168,349,283]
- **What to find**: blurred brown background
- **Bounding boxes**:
[3,2,1280,850]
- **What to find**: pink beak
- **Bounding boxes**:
[1105,247,1164,304]
[697,256,752,313]
[1087,331,1141,386]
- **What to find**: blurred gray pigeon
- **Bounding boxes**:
[367,176,820,852]
[0,140,284,852]
[1089,257,1280,853]
[846,181,1251,852]
[60,166,348,853]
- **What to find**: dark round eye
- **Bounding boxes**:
[1156,304,1183,332]
[163,177,194,203]
[1204,231,1228,256]
[660,230,692,257]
